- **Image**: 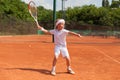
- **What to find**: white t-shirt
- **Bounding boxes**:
[50,29,69,47]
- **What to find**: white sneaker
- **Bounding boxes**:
[67,69,75,74]
[51,70,56,76]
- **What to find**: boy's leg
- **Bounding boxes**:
[51,56,58,76]
[65,57,75,74]
[61,47,75,74]
[65,56,71,67]
[51,46,60,76]
[52,56,58,67]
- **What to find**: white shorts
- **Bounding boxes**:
[54,45,69,58]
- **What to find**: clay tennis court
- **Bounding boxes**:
[0,35,120,80]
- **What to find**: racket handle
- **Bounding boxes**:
[35,20,42,30]
[35,20,39,26]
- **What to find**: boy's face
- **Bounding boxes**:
[57,23,64,30]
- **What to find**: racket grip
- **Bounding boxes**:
[35,20,39,26]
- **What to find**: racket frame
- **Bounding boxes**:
[28,1,39,25]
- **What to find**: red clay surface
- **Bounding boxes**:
[0,35,120,80]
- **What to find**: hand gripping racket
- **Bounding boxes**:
[28,1,39,26]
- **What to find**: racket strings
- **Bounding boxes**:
[30,7,37,18]
[29,2,37,19]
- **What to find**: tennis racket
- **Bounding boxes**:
[28,1,39,26]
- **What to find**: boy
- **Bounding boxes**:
[37,19,82,76]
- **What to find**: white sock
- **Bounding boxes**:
[52,66,56,72]
[67,66,72,70]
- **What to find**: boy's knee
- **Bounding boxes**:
[64,56,70,59]
[54,56,58,60]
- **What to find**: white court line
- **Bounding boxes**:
[0,36,13,37]
[94,48,120,64]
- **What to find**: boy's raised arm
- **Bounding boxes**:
[68,31,82,37]
[37,24,51,34]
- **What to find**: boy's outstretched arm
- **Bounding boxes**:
[37,24,51,34]
[68,31,82,37]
